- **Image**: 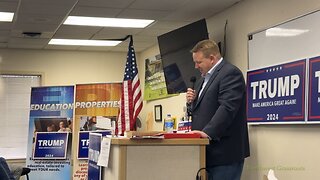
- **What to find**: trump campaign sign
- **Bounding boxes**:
[247,59,306,123]
[308,56,320,121]
[33,132,69,159]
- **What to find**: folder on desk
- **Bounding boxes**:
[163,132,201,139]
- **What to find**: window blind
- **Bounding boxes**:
[0,75,41,159]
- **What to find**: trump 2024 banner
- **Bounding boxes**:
[308,56,320,121]
[247,59,306,123]
[26,86,74,180]
[33,132,69,159]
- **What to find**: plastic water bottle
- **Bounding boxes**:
[164,114,174,132]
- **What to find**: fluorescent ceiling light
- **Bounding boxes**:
[266,27,309,37]
[64,16,154,28]
[48,39,121,46]
[0,12,14,22]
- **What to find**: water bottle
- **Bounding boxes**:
[164,114,174,132]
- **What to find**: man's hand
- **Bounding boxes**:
[186,88,196,104]
[190,130,209,138]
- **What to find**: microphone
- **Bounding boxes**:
[190,76,197,89]
[187,76,197,119]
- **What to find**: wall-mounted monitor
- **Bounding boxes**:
[158,19,209,94]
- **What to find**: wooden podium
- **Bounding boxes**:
[102,138,209,180]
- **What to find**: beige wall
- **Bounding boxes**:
[0,48,127,86]
[139,0,320,180]
[1,0,320,179]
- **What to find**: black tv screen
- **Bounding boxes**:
[158,19,208,94]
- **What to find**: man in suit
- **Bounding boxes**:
[186,39,250,180]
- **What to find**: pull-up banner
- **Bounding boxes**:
[26,86,74,180]
[72,83,121,180]
[247,59,306,123]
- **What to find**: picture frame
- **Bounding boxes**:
[154,105,162,122]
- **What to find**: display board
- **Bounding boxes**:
[248,10,320,70]
[248,10,320,124]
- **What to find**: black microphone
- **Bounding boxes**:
[190,76,197,89]
[187,76,197,118]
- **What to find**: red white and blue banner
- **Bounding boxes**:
[308,56,320,121]
[247,59,306,123]
[26,86,74,180]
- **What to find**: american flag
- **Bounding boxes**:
[117,36,143,135]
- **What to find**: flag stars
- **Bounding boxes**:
[266,66,282,73]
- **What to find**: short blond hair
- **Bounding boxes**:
[191,39,220,58]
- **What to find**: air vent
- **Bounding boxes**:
[22,32,42,38]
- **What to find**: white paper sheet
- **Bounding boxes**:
[97,137,111,167]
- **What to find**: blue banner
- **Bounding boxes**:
[88,133,102,180]
[247,59,306,123]
[33,132,69,159]
[308,56,320,121]
[78,130,111,159]
[26,86,74,180]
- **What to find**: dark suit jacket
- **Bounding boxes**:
[191,60,250,167]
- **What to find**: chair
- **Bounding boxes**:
[21,167,30,180]
[7,162,31,180]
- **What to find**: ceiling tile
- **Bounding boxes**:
[77,0,135,8]
[148,20,191,30]
[0,1,19,12]
[0,36,9,43]
[132,35,157,42]
[117,9,170,20]
[10,30,55,38]
[0,0,242,52]
[136,28,171,37]
[163,0,240,21]
[17,2,75,15]
[13,23,60,33]
[45,44,79,50]
[54,25,101,39]
[94,27,143,40]
[128,0,188,11]
[8,43,45,49]
[0,43,7,48]
[8,37,49,45]
[70,6,122,17]
[77,46,113,51]
[0,23,12,30]
[0,30,10,36]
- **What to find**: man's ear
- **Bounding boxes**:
[210,54,218,63]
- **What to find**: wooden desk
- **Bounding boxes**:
[102,138,209,180]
